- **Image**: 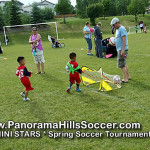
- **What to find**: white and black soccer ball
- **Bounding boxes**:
[109,37,116,46]
[113,75,120,83]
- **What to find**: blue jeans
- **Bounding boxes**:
[95,38,102,58]
[85,38,92,50]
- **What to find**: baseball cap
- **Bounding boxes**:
[110,17,119,26]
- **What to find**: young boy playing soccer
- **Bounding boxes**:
[66,53,82,93]
[16,57,34,101]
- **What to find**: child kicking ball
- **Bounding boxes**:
[16,57,34,101]
[66,52,82,93]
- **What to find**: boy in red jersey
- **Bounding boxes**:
[16,57,34,101]
[66,52,82,93]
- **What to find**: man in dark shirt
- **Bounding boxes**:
[94,22,103,58]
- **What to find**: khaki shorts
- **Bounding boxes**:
[33,53,45,64]
[117,50,128,68]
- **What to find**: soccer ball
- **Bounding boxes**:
[109,37,116,46]
[113,75,120,83]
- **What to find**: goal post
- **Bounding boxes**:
[128,26,141,34]
[3,22,59,45]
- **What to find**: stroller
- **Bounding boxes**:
[48,35,65,48]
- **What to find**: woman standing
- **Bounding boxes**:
[29,27,45,74]
[83,22,93,56]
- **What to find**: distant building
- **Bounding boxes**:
[0,0,24,13]
[146,6,150,14]
[23,0,55,14]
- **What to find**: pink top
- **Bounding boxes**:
[31,34,43,51]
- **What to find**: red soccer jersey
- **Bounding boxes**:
[69,61,81,84]
[69,61,79,69]
[16,65,31,79]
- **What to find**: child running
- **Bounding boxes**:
[16,56,34,101]
[66,52,82,93]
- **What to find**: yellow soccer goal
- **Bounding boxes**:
[81,66,121,91]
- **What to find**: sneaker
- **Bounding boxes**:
[20,92,25,97]
[87,53,94,56]
[36,72,41,74]
[66,87,71,93]
[23,97,30,101]
[76,89,82,92]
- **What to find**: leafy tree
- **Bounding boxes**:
[116,0,130,15]
[3,2,11,25]
[109,0,117,16]
[145,0,150,7]
[76,0,102,18]
[20,14,31,24]
[87,3,104,25]
[31,3,44,23]
[102,0,111,18]
[41,7,54,21]
[76,0,88,18]
[0,7,5,30]
[128,0,146,22]
[55,0,72,23]
[9,0,21,25]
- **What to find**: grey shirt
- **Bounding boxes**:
[94,26,102,40]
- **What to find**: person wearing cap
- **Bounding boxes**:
[83,22,93,56]
[29,27,45,74]
[110,18,131,83]
[94,22,103,58]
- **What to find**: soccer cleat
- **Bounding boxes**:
[23,97,30,101]
[20,92,25,97]
[76,89,82,92]
[66,87,71,93]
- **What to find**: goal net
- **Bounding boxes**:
[81,66,121,91]
[128,26,141,34]
[3,22,59,45]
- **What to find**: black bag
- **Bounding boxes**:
[106,45,117,57]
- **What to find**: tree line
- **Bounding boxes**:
[0,0,54,30]
[76,0,150,25]
[0,0,149,30]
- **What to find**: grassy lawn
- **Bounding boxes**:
[0,28,150,150]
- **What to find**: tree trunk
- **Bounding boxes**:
[90,18,95,26]
[64,15,66,24]
[135,15,137,23]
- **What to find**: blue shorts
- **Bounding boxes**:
[85,38,92,50]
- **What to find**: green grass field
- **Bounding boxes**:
[0,16,150,150]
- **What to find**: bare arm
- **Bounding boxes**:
[121,35,126,56]
[29,36,33,44]
[29,34,41,44]
[36,34,41,41]
[84,31,90,35]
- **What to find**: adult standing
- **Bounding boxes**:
[83,22,93,56]
[29,27,45,74]
[111,18,131,83]
[94,22,103,58]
